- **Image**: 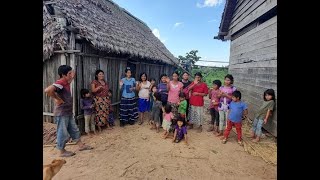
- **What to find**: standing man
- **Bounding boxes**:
[45,65,93,157]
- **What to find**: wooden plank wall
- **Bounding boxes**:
[229,0,277,36]
[43,42,177,122]
[228,15,277,136]
[43,54,68,122]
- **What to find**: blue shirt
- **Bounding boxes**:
[121,77,136,98]
[228,101,248,123]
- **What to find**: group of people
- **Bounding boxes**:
[44,65,275,157]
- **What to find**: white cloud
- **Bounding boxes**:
[152,28,167,44]
[152,28,160,39]
[197,0,223,8]
[174,22,184,28]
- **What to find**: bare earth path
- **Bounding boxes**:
[43,100,276,180]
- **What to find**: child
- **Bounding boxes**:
[207,80,222,134]
[251,89,275,143]
[162,104,174,139]
[107,89,115,127]
[172,116,188,145]
[221,90,248,146]
[158,74,169,126]
[149,85,157,124]
[216,74,237,137]
[148,78,157,112]
[150,92,162,133]
[178,92,187,120]
[148,82,158,112]
[80,89,96,135]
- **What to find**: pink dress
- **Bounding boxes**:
[167,81,183,104]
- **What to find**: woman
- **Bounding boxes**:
[187,72,209,133]
[119,67,139,127]
[167,71,183,120]
[91,70,111,132]
[181,72,192,118]
[136,72,151,125]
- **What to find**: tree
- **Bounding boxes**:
[178,50,201,72]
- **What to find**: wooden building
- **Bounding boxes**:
[43,0,178,122]
[215,0,277,136]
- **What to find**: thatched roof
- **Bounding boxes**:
[43,0,178,65]
[214,0,237,41]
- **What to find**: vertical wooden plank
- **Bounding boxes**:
[69,32,77,118]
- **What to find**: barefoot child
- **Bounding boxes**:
[80,89,96,136]
[207,80,221,134]
[251,89,275,142]
[162,104,174,139]
[150,92,162,133]
[216,74,237,137]
[221,90,248,146]
[172,117,188,145]
[148,78,157,114]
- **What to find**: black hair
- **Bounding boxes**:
[232,90,241,100]
[139,72,148,82]
[160,74,167,79]
[150,85,157,91]
[58,65,72,78]
[194,72,202,78]
[182,72,189,76]
[154,92,162,101]
[172,71,180,81]
[172,71,180,76]
[224,74,234,84]
[264,89,276,101]
[95,70,104,80]
[164,104,172,114]
[80,89,90,98]
[108,89,113,94]
[177,116,186,126]
[125,67,132,73]
[212,80,222,88]
[179,92,186,98]
[150,78,156,82]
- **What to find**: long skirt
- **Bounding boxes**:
[93,96,110,127]
[188,105,204,127]
[119,97,139,122]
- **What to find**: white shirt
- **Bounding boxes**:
[138,81,151,98]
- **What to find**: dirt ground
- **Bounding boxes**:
[43,99,276,180]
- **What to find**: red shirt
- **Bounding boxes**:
[189,82,209,106]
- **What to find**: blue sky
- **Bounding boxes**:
[112,0,230,67]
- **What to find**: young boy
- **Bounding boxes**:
[221,90,248,146]
[207,80,221,134]
[44,65,93,157]
[178,92,187,120]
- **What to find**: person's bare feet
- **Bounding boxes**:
[252,137,260,143]
[215,132,223,137]
[207,125,214,132]
[156,128,160,133]
[220,136,225,140]
[59,150,75,157]
[250,132,255,138]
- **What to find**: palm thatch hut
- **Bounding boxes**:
[43,0,179,123]
[215,0,277,136]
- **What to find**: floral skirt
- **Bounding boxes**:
[93,96,110,126]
